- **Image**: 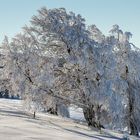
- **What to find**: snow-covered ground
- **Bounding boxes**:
[0,99,139,140]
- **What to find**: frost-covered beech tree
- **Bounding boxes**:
[2,7,140,136]
[6,7,87,117]
[9,33,67,116]
[7,7,102,122]
[113,43,140,135]
[18,7,92,118]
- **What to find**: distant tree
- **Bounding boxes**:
[0,37,12,97]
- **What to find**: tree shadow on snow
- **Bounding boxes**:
[0,109,32,119]
[49,121,122,140]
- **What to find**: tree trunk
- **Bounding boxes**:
[47,106,58,115]
[130,120,139,136]
[83,105,103,129]
[33,111,36,119]
[83,105,95,126]
[127,82,139,136]
[128,96,139,136]
[118,32,119,41]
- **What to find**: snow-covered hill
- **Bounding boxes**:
[0,99,139,140]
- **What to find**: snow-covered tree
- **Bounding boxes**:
[114,43,140,135]
[0,36,13,98]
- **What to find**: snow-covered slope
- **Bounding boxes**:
[0,99,139,140]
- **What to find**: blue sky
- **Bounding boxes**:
[0,0,140,47]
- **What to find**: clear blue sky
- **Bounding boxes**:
[0,0,140,47]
